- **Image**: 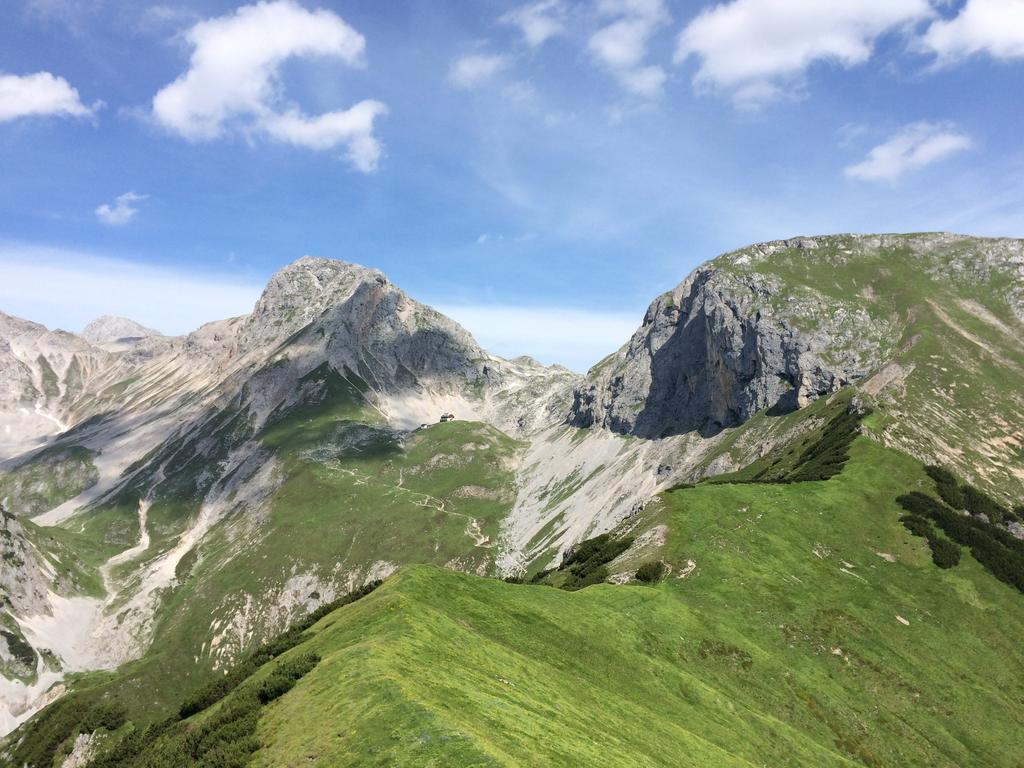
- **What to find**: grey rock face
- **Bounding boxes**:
[0,505,51,618]
[1008,521,1024,541]
[569,253,876,438]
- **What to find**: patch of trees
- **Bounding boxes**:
[924,465,1020,526]
[898,512,961,569]
[0,627,37,670]
[745,406,867,484]
[634,560,666,583]
[785,407,866,482]
[528,533,634,591]
[3,695,124,768]
[897,492,1024,592]
[558,534,634,591]
[90,654,326,766]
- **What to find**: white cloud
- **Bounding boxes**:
[844,122,972,182]
[919,0,1024,62]
[449,53,511,89]
[500,0,567,47]
[503,80,538,104]
[95,192,147,226]
[0,71,97,122]
[0,242,264,336]
[436,304,637,372]
[151,0,387,172]
[589,0,671,97]
[676,0,932,107]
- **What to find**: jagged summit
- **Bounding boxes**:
[81,315,162,344]
[250,256,387,326]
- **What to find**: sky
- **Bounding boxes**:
[1,0,1023,371]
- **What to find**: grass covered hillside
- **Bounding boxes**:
[11,432,1024,767]
[5,366,523,733]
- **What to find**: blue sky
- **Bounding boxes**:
[1,0,1023,371]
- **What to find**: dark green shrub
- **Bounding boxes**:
[785,407,866,483]
[561,566,611,591]
[561,534,633,573]
[925,465,965,509]
[256,653,320,704]
[555,534,634,591]
[635,561,666,583]
[899,514,932,539]
[897,492,1024,592]
[178,583,379,719]
[962,485,1009,525]
[528,568,554,584]
[929,537,961,569]
[0,628,37,669]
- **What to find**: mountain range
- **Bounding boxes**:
[1,233,1023,767]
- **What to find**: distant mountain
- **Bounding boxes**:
[1,235,1022,765]
[80,316,162,345]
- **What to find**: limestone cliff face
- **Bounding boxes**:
[569,238,896,438]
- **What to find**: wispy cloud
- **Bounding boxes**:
[151,0,387,172]
[436,304,637,372]
[0,242,264,335]
[844,122,972,182]
[589,0,671,97]
[449,53,511,89]
[676,0,932,107]
[918,0,1024,63]
[95,192,147,226]
[500,0,567,48]
[0,71,98,122]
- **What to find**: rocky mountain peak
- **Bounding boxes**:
[252,257,387,323]
[82,316,161,344]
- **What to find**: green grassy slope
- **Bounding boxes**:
[255,441,1023,767]
[25,366,522,729]
[34,435,1021,768]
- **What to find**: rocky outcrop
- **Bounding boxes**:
[569,262,863,438]
[0,505,51,618]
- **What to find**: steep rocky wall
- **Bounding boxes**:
[569,266,861,439]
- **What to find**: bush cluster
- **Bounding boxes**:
[5,695,125,768]
[784,408,865,482]
[634,560,666,583]
[256,653,320,705]
[924,465,1019,525]
[924,465,964,509]
[748,406,867,484]
[898,513,961,569]
[527,534,634,591]
[897,492,1024,592]
[558,534,634,591]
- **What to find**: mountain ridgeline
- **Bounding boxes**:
[1,233,1023,766]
